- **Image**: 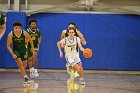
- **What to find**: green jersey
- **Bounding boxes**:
[0,13,5,25]
[27,28,41,49]
[12,30,27,60]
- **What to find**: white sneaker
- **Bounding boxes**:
[30,72,35,78]
[34,72,39,77]
[30,67,35,78]
[66,63,71,74]
[80,78,85,85]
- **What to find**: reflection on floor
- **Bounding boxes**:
[0,71,140,93]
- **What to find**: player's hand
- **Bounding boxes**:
[12,54,17,59]
[31,37,35,40]
[82,41,87,45]
[59,51,63,58]
[61,43,65,48]
[31,48,35,56]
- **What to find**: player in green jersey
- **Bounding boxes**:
[7,22,35,84]
[0,13,6,39]
[26,19,41,78]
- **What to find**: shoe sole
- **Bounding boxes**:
[80,82,85,85]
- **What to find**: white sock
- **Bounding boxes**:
[30,67,34,72]
[30,68,33,72]
[32,67,34,70]
[34,69,38,72]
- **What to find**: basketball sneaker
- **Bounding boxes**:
[66,63,71,74]
[34,69,39,77]
[79,78,85,85]
[23,77,30,84]
[30,72,35,78]
[34,72,39,77]
[30,67,35,78]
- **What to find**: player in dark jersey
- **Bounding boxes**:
[7,22,35,84]
[26,19,41,78]
[0,13,6,39]
[61,22,86,45]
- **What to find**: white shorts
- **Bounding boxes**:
[65,53,81,67]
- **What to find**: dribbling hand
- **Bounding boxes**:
[82,41,87,45]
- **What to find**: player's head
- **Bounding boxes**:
[0,13,5,25]
[13,22,22,31]
[68,28,75,37]
[29,18,37,29]
[68,22,76,29]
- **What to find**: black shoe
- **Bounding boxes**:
[23,77,30,84]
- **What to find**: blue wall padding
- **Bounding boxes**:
[0,12,140,71]
[0,12,26,68]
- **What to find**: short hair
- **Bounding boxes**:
[13,22,22,27]
[29,19,37,25]
[68,22,75,26]
[67,28,75,32]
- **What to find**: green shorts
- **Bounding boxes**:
[27,47,39,58]
[27,47,33,58]
[13,50,27,61]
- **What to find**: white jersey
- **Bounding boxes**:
[61,36,81,56]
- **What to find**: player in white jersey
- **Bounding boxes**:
[57,28,85,85]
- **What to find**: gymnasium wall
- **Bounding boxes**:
[0,12,140,71]
[0,12,27,68]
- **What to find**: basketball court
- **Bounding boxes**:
[0,70,140,93]
[0,0,140,93]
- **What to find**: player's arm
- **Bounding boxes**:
[7,33,16,58]
[60,30,66,39]
[0,24,6,39]
[57,39,65,58]
[77,37,85,51]
[76,30,87,45]
[57,41,62,52]
[38,35,42,44]
[24,31,35,53]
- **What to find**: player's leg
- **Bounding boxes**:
[66,62,72,74]
[65,56,75,78]
[27,47,34,78]
[22,61,27,70]
[74,54,85,85]
[72,63,85,85]
[77,63,85,85]
[21,50,30,84]
[15,58,30,84]
[33,51,39,77]
[28,57,35,78]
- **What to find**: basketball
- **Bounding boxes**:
[83,48,93,58]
